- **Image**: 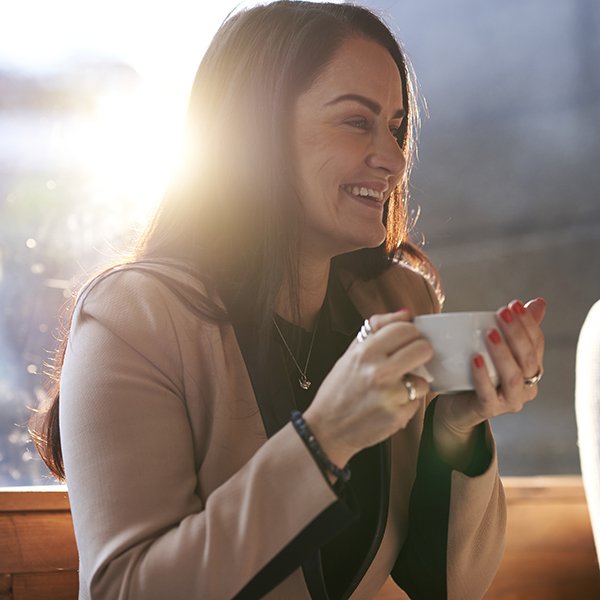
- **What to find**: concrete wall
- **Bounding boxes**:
[362,0,600,474]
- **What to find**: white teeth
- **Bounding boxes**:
[343,185,383,200]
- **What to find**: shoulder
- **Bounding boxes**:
[64,261,228,394]
[71,260,223,354]
[79,260,199,313]
[339,260,442,318]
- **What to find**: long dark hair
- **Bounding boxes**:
[31,1,441,481]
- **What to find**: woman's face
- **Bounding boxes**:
[291,35,406,259]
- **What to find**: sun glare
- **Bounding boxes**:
[0,0,267,227]
[0,0,345,230]
[83,85,185,225]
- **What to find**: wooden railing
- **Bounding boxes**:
[0,486,77,600]
[1,477,598,600]
[485,476,599,599]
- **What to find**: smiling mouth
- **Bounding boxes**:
[341,184,385,201]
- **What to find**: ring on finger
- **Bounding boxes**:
[524,368,543,387]
[356,318,374,343]
[401,375,418,403]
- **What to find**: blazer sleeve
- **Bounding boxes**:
[59,269,356,600]
[381,263,506,599]
[392,399,506,600]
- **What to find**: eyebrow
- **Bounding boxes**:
[324,93,405,119]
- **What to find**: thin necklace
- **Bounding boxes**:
[273,312,321,390]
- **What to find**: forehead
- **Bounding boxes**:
[304,36,404,113]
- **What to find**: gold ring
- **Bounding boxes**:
[524,368,543,386]
[402,376,418,402]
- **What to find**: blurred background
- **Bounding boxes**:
[0,0,598,485]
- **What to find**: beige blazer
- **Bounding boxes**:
[60,260,506,600]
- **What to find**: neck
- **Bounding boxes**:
[277,255,331,330]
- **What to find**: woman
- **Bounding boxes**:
[32,2,546,599]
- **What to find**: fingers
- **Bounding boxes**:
[524,297,546,325]
[509,299,545,351]
[367,337,433,391]
[354,309,411,348]
[464,298,546,420]
[386,338,434,378]
[355,309,428,358]
[352,310,433,399]
[480,326,539,409]
[485,328,530,402]
[495,300,545,379]
[469,355,500,417]
[391,376,427,429]
[398,374,429,406]
[513,299,545,376]
[367,309,413,331]
[470,350,537,418]
[379,374,426,406]
[355,313,433,390]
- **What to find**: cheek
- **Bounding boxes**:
[297,145,339,198]
[306,139,357,189]
[294,131,365,213]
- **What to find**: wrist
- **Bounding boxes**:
[433,401,479,471]
[435,391,484,435]
[302,410,354,475]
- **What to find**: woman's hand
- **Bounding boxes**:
[433,298,546,469]
[304,309,433,468]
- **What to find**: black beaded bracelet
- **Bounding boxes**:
[291,410,351,483]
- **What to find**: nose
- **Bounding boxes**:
[366,130,406,176]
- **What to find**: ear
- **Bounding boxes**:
[525,297,546,325]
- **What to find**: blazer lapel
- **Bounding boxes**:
[230,316,296,438]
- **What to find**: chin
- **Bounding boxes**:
[343,230,387,254]
[361,225,387,249]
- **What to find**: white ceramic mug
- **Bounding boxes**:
[413,311,500,393]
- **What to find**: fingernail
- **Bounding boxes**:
[396,308,411,316]
[512,300,527,316]
[473,354,485,369]
[499,307,513,323]
[488,329,502,345]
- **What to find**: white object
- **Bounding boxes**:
[414,311,500,393]
[575,300,600,567]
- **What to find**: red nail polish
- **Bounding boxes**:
[473,354,485,369]
[500,307,513,324]
[488,329,502,345]
[512,300,527,316]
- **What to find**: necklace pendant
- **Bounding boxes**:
[299,376,311,390]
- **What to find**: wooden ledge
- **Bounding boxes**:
[0,476,586,511]
[0,476,597,600]
[0,486,69,512]
[501,475,587,502]
[0,485,77,580]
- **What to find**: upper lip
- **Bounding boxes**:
[343,180,388,193]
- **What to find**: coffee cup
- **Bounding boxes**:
[413,311,500,393]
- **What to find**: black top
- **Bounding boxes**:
[230,270,492,600]
[273,282,380,599]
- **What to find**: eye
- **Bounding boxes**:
[389,122,403,139]
[345,117,371,131]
